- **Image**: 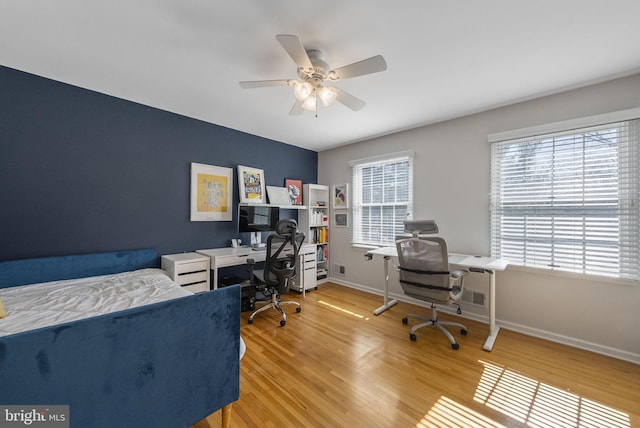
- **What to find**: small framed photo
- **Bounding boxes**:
[334,212,348,228]
[285,178,303,205]
[191,163,233,221]
[238,165,266,203]
[332,184,349,209]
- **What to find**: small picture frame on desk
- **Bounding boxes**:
[285,178,303,205]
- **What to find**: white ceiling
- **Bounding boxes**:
[2,1,639,152]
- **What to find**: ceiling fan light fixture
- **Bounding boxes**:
[318,86,337,107]
[302,93,317,111]
[293,81,313,101]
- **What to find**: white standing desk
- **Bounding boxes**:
[366,247,509,351]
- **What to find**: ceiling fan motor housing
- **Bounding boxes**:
[297,50,332,87]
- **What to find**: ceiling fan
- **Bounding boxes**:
[239,34,387,115]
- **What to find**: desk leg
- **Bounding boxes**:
[482,269,500,351]
[373,256,398,315]
[212,264,219,290]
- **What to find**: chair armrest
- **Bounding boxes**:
[450,269,466,279]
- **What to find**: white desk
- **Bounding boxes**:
[366,247,508,351]
[196,247,267,290]
[196,244,316,292]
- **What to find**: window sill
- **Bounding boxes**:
[506,263,639,286]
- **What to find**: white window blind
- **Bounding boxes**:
[490,115,640,279]
[350,151,413,246]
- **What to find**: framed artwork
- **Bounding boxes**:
[332,183,349,209]
[334,212,348,228]
[190,162,233,221]
[285,178,303,205]
[238,165,266,203]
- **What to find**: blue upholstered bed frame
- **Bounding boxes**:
[0,249,240,428]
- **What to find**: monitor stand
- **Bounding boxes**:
[250,231,261,247]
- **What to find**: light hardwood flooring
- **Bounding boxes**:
[193,282,640,427]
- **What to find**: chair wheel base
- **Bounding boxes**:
[248,319,253,324]
[461,328,468,335]
[402,317,408,325]
[451,343,460,350]
[280,320,286,327]
[296,307,302,313]
[409,333,417,341]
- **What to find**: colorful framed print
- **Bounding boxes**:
[238,165,266,203]
[332,183,349,209]
[285,178,303,205]
[190,162,233,221]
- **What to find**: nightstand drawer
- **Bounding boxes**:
[161,252,211,293]
[182,282,209,293]
[178,270,208,286]
[175,260,208,275]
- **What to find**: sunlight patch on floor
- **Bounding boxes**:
[318,300,370,320]
[418,396,507,428]
[474,360,630,427]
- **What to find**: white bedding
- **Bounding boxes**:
[0,268,192,337]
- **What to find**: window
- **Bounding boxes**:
[350,151,413,246]
[490,111,640,279]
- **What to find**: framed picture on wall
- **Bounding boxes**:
[334,212,348,228]
[238,165,266,203]
[190,162,233,221]
[332,183,349,209]
[285,178,303,205]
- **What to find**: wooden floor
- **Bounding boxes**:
[193,282,640,428]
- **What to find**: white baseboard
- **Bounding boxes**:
[327,277,640,365]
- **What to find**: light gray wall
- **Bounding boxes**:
[318,73,640,363]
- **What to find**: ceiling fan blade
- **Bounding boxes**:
[276,34,313,72]
[239,79,291,89]
[289,99,304,116]
[331,86,366,111]
[329,55,387,81]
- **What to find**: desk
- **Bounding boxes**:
[366,247,508,351]
[196,247,267,290]
[197,245,316,292]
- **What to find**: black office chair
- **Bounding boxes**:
[247,219,305,326]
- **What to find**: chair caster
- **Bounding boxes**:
[451,343,460,350]
[461,328,468,335]
[280,320,286,327]
[402,317,408,325]
[296,307,302,313]
[409,333,417,341]
[248,318,253,324]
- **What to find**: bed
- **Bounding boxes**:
[0,248,240,428]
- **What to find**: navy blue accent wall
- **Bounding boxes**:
[0,66,317,261]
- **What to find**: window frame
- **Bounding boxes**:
[489,108,640,281]
[349,150,414,247]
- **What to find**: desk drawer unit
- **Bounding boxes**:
[161,253,210,293]
[291,245,317,292]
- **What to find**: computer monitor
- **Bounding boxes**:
[238,205,280,245]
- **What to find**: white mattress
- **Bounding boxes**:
[0,268,192,337]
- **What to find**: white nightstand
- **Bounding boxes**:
[161,252,210,293]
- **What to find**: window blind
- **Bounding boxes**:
[350,151,414,246]
[490,117,640,279]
